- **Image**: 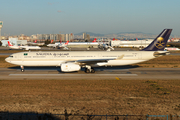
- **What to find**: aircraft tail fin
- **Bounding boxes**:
[65,41,69,45]
[141,29,172,51]
[7,41,13,46]
[92,38,97,42]
[34,40,37,43]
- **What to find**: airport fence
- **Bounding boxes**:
[1,112,180,120]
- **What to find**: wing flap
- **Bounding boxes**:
[75,59,112,65]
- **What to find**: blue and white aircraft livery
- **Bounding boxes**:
[5,29,172,73]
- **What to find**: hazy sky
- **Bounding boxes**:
[1,0,180,36]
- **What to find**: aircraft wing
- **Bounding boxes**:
[74,55,124,66]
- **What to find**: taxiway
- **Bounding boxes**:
[0,67,180,80]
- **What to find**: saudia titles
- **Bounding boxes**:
[154,37,165,49]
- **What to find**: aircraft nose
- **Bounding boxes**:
[5,57,9,62]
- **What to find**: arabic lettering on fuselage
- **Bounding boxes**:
[36,53,69,56]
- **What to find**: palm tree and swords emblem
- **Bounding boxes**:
[155,37,165,49]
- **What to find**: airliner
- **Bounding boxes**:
[99,42,114,51]
[5,29,172,73]
[46,40,57,48]
[164,47,180,51]
[27,40,44,46]
[58,41,69,49]
[47,38,99,48]
[7,41,41,50]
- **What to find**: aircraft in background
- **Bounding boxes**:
[5,29,172,73]
[7,41,41,50]
[47,40,60,48]
[98,41,114,51]
[47,38,99,48]
[58,41,69,50]
[164,47,180,51]
[27,40,44,46]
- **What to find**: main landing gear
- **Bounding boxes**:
[84,65,95,73]
[20,65,24,72]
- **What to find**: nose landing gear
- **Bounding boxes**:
[20,65,24,72]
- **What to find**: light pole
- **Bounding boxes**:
[0,21,3,41]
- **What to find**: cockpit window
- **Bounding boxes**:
[9,56,13,58]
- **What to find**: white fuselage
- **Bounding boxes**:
[5,51,161,67]
[164,47,180,51]
[47,42,100,48]
[9,45,41,50]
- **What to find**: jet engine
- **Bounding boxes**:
[61,63,81,72]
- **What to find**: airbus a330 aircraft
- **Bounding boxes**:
[7,41,41,50]
[5,29,172,73]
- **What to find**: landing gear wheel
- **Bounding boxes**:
[91,68,95,73]
[85,68,90,73]
[20,65,24,72]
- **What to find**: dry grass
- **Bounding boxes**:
[0,80,180,115]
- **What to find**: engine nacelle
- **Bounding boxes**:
[61,63,81,72]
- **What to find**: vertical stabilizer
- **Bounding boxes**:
[7,41,13,46]
[92,38,97,42]
[142,29,172,51]
[65,41,69,45]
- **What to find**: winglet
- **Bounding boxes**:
[115,55,124,60]
[142,29,172,51]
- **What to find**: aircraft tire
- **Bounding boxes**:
[85,68,90,73]
[91,68,95,73]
